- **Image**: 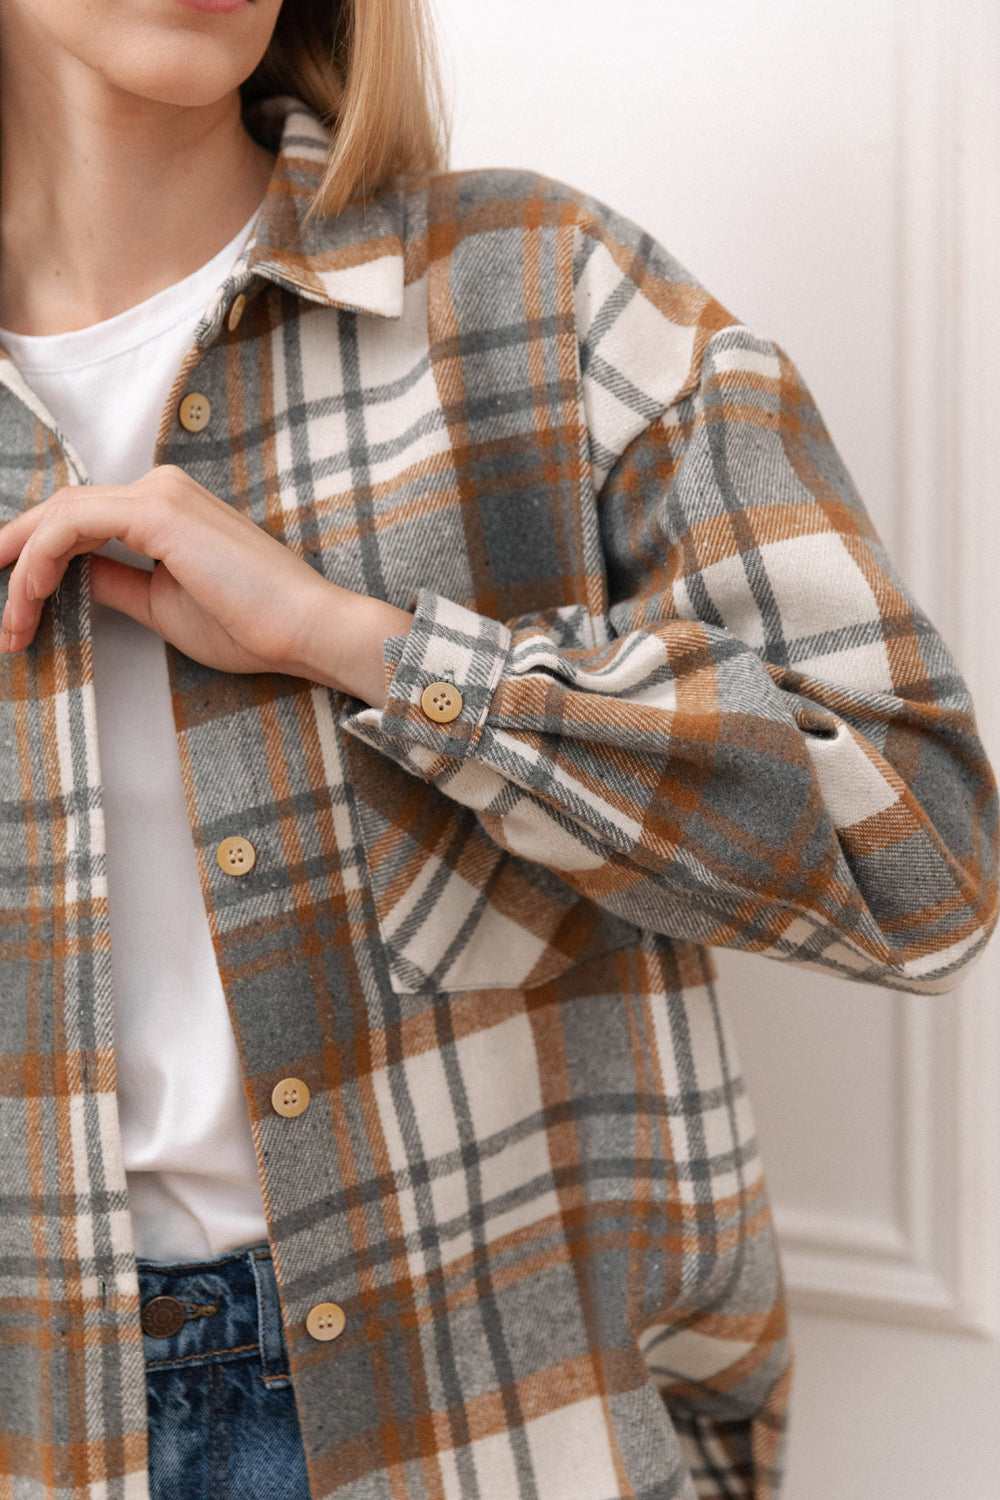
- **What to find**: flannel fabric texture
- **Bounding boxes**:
[0,101,996,1500]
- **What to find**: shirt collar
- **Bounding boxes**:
[243,98,406,320]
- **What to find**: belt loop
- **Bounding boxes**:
[250,1247,289,1383]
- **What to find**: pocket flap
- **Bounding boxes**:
[347,740,635,994]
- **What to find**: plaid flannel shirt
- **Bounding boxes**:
[0,101,995,1500]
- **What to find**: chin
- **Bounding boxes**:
[98,35,262,109]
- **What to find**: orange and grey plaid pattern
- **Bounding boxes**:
[0,102,995,1500]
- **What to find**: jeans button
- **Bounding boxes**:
[141,1296,186,1338]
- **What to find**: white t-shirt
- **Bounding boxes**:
[0,212,270,1261]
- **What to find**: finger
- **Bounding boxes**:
[0,622,33,654]
[23,496,145,570]
[0,485,124,568]
[1,545,157,653]
[2,570,53,650]
[0,569,44,651]
[4,484,172,573]
[2,531,108,640]
[0,503,88,652]
[1,518,119,651]
[0,485,159,643]
[89,555,156,632]
[0,506,44,568]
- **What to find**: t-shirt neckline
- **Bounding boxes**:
[0,202,263,374]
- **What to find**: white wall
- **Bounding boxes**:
[437,0,896,536]
[432,1,1000,1495]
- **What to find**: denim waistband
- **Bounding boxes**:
[136,1242,289,1384]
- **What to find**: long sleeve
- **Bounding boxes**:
[345,202,997,996]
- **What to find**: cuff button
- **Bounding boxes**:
[420,682,463,723]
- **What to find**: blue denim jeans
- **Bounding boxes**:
[138,1243,311,1500]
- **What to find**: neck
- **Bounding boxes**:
[0,49,273,335]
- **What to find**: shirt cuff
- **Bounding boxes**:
[343,589,511,761]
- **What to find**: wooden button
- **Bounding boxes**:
[178,392,211,432]
[795,708,840,740]
[306,1302,346,1342]
[216,836,256,876]
[227,293,247,332]
[420,681,463,723]
[271,1077,310,1118]
[141,1296,186,1339]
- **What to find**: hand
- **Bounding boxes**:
[0,466,412,707]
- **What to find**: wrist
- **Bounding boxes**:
[292,580,412,708]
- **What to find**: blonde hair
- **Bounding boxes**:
[243,0,448,216]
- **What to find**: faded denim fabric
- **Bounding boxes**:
[139,1245,310,1500]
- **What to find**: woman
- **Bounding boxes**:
[0,1,994,1498]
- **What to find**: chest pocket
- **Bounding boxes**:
[345,737,634,995]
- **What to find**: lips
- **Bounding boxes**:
[173,0,250,15]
